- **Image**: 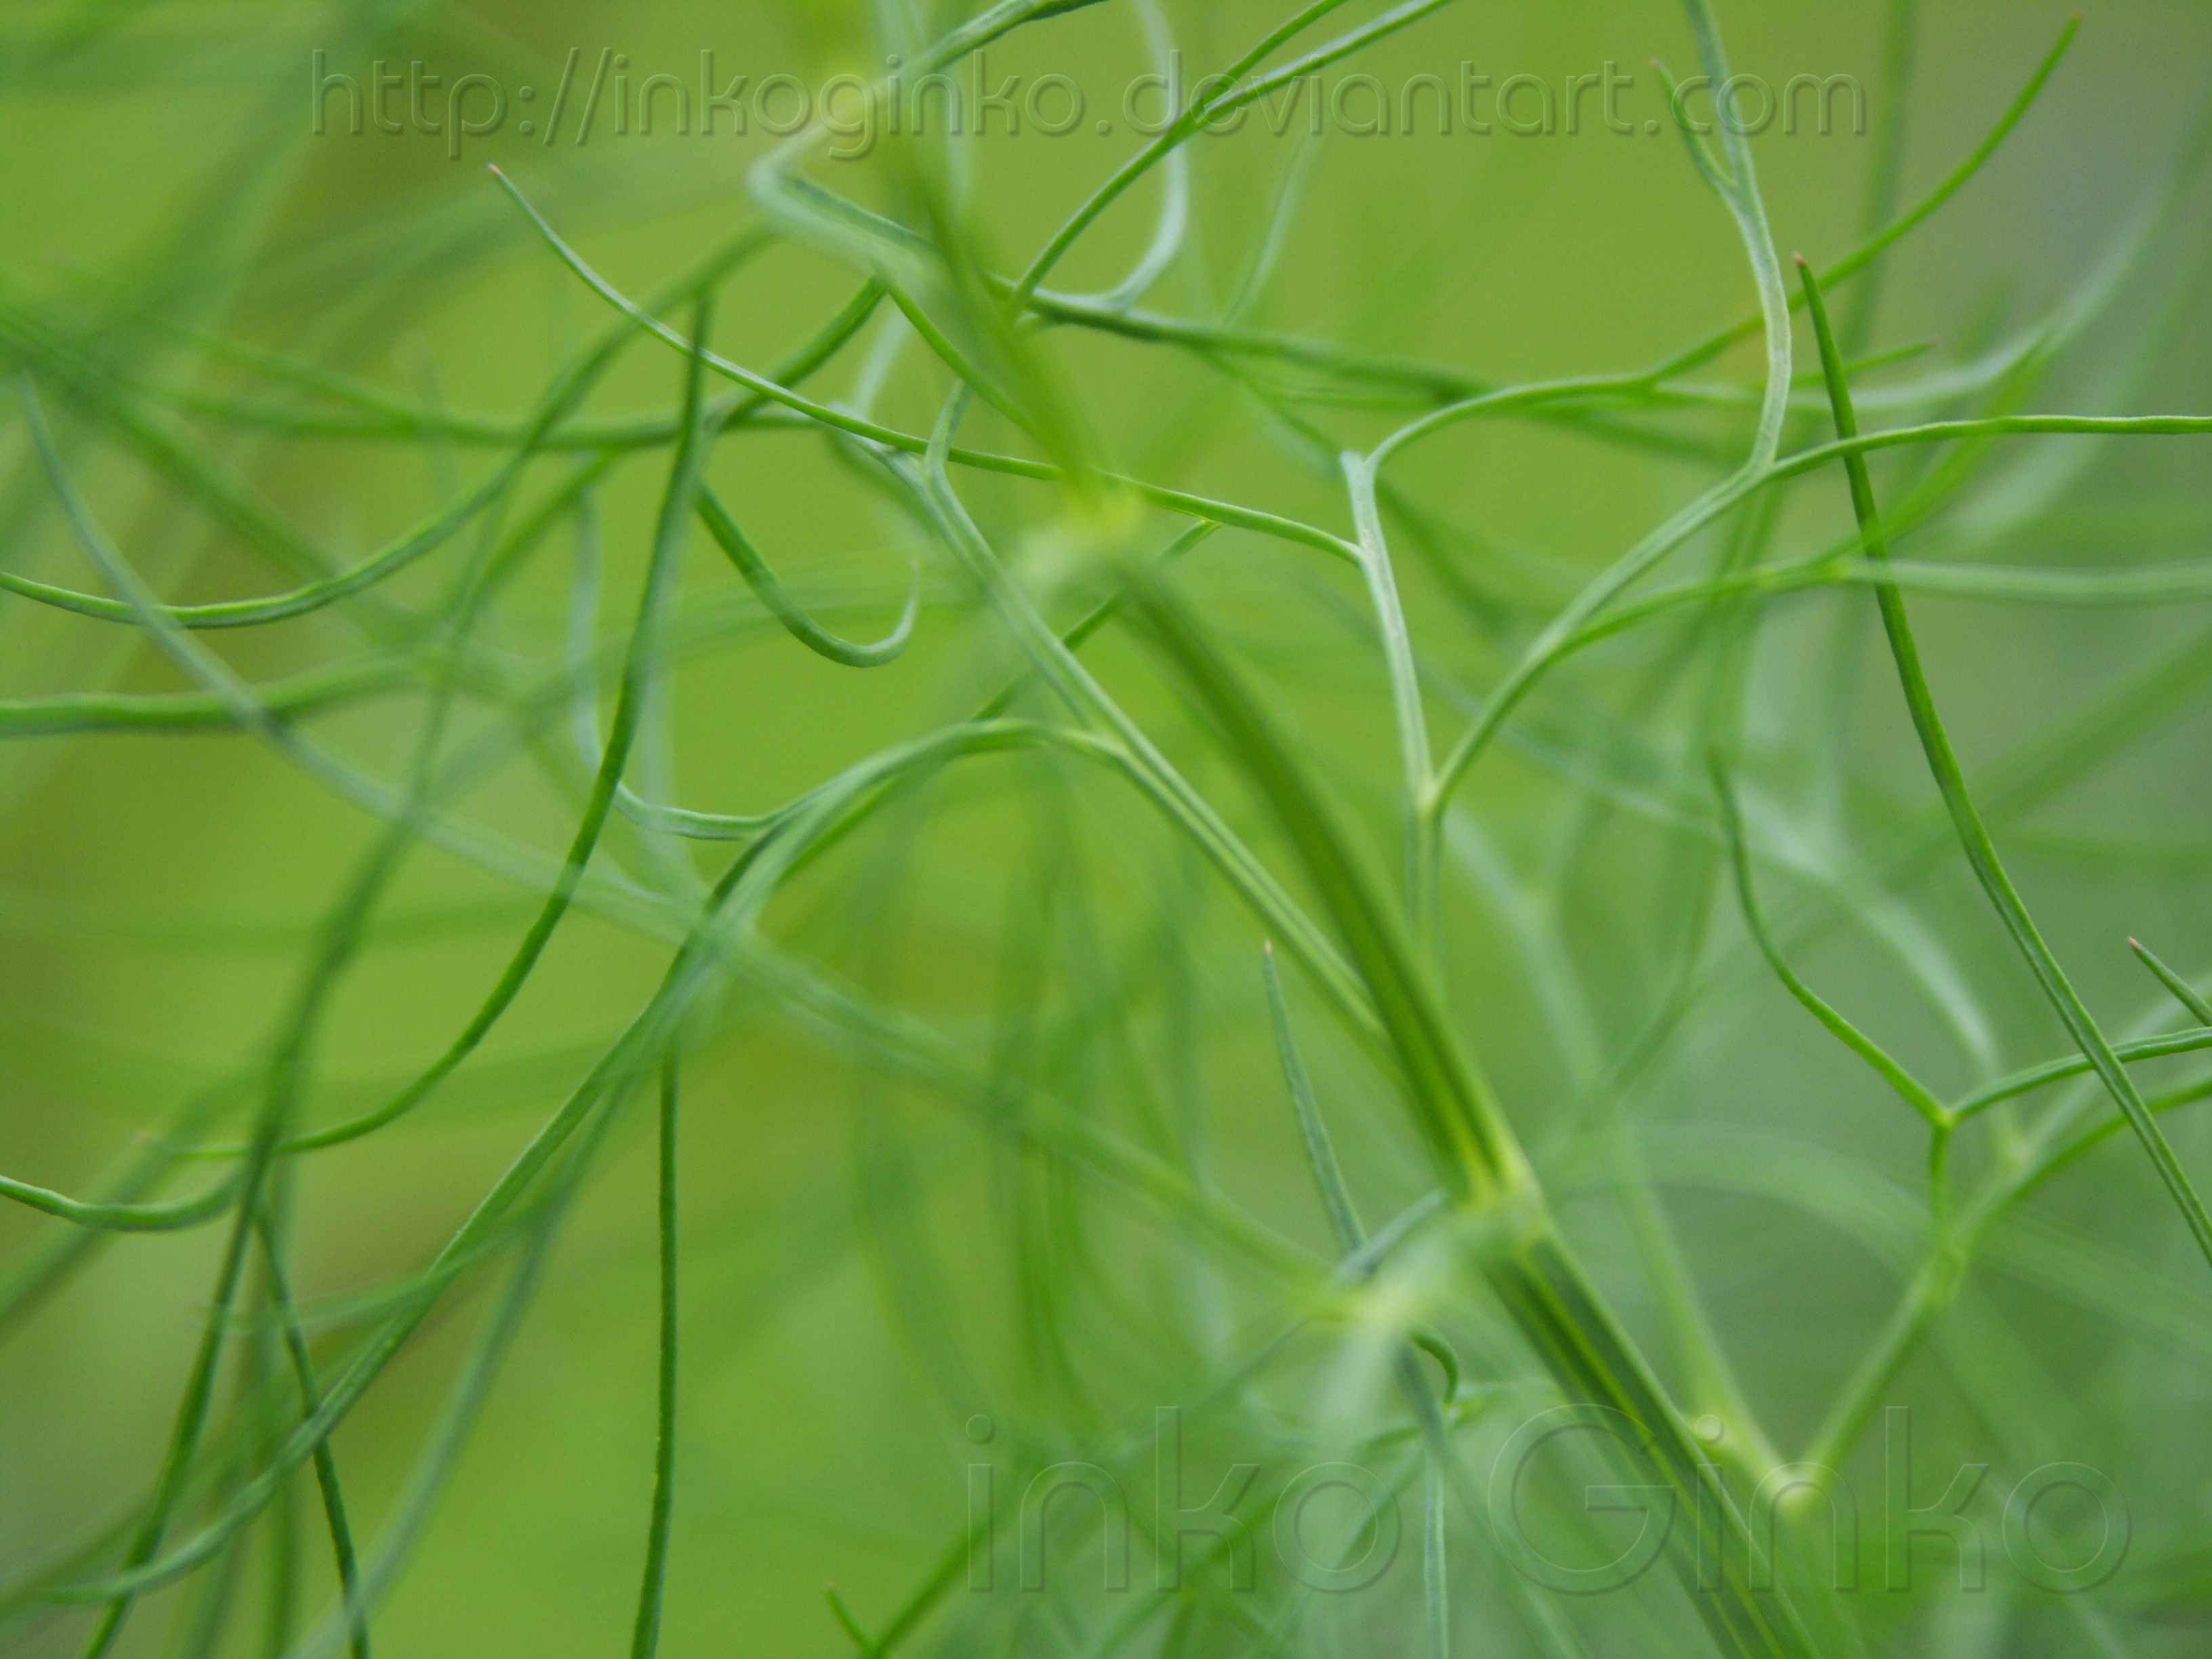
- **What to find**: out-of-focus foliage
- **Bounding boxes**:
[3,2,2212,1656]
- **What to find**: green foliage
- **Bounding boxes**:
[3,2,2211,1656]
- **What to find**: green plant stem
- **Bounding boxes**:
[1713,760,1951,1131]
[1126,568,1817,1657]
[1796,254,2212,1278]
[629,1055,681,1659]
[255,1212,369,1659]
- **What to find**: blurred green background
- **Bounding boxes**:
[3,1,2211,1654]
